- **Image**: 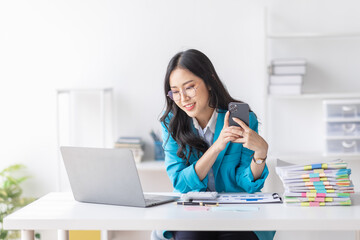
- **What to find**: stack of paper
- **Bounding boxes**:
[114,137,144,163]
[268,58,306,95]
[276,159,354,206]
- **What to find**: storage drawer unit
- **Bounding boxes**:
[324,99,360,119]
[326,139,360,155]
[326,122,360,136]
[323,99,360,156]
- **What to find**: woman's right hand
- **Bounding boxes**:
[213,111,241,152]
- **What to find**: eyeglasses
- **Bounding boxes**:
[167,86,198,101]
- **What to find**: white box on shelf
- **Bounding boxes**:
[271,65,306,75]
[271,58,307,66]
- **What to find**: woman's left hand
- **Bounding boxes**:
[223,117,268,157]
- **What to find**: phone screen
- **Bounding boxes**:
[228,102,249,127]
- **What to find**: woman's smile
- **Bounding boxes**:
[183,102,196,111]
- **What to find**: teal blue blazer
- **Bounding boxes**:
[161,109,275,240]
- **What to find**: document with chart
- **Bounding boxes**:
[191,193,282,204]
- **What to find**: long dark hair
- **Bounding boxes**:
[160,49,250,163]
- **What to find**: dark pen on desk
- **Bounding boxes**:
[177,202,219,206]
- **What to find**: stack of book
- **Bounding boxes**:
[268,58,306,95]
[114,137,144,163]
[276,159,354,206]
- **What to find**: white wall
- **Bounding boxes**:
[0,0,266,197]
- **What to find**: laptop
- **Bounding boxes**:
[60,146,178,207]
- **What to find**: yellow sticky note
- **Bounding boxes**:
[306,192,316,198]
[304,165,312,170]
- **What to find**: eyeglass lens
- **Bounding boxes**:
[168,87,196,101]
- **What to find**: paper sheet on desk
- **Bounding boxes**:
[192,193,282,204]
[182,206,259,212]
[211,206,259,212]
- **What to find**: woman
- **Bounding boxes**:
[160,49,275,240]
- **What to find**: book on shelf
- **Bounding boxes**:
[114,136,144,163]
[116,136,143,144]
[269,75,303,85]
[115,136,144,148]
[113,144,144,163]
[114,143,143,148]
[271,65,306,75]
[271,58,307,66]
[269,85,302,95]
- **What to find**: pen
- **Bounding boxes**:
[177,202,219,206]
[177,201,203,206]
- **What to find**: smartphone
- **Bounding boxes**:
[228,102,249,127]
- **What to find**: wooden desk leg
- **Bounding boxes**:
[21,230,34,240]
[57,230,69,240]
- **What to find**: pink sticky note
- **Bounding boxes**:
[184,206,210,211]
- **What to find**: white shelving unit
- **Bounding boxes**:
[268,32,360,39]
[269,93,360,100]
[56,88,115,191]
[264,8,360,159]
[56,88,115,240]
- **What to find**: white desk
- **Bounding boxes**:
[4,192,360,240]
